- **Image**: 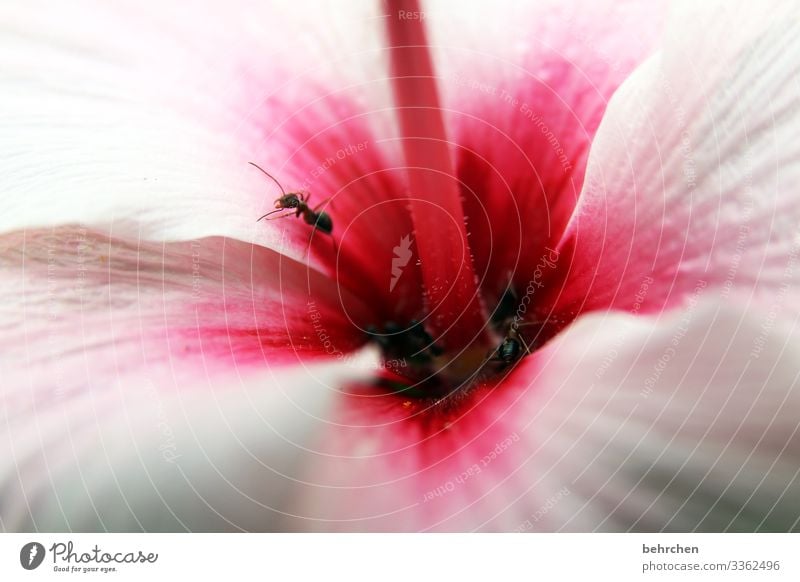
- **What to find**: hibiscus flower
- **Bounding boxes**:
[2,0,799,532]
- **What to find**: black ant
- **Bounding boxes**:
[488,318,572,367]
[250,162,333,235]
[489,323,533,367]
[486,287,567,368]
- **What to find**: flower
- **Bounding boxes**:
[1,0,799,532]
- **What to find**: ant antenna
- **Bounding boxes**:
[256,208,294,222]
[514,317,568,328]
[248,162,287,196]
[515,330,532,354]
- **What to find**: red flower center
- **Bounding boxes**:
[297,1,577,407]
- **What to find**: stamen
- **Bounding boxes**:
[385,0,488,352]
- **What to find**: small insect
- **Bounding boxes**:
[489,324,532,367]
[486,287,568,368]
[250,162,333,235]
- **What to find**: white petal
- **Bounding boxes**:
[0,1,398,256]
[555,0,800,318]
[2,355,377,531]
[0,226,376,530]
[523,301,800,531]
[275,301,800,532]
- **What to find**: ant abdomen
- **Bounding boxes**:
[307,210,333,234]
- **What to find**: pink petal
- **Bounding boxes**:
[384,1,489,349]
[0,2,417,273]
[0,226,376,530]
[551,1,800,318]
[0,1,436,318]
[275,303,800,531]
[0,227,370,375]
[427,0,666,301]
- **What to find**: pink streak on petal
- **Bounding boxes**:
[0,227,372,397]
[1,226,387,531]
[240,78,426,323]
[280,367,543,531]
[385,0,488,350]
[240,104,419,314]
[276,302,800,531]
[439,0,666,305]
[0,1,404,253]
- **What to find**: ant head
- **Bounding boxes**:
[275,193,301,209]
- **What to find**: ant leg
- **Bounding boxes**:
[516,332,532,356]
[512,322,549,354]
[515,320,543,328]
[485,349,502,364]
[515,317,565,329]
[303,231,316,262]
